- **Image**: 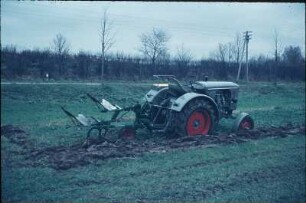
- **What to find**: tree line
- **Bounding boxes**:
[1,30,305,82]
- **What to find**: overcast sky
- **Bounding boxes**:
[1,1,305,60]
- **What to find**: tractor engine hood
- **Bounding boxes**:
[193,81,239,90]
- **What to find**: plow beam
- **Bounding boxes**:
[87,93,121,112]
[60,106,92,127]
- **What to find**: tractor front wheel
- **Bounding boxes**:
[233,112,254,132]
[175,99,216,137]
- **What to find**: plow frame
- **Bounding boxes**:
[61,93,168,145]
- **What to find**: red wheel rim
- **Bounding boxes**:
[120,128,135,139]
[239,119,252,130]
[186,110,211,136]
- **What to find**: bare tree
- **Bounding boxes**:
[282,46,303,64]
[229,33,246,82]
[52,33,69,55]
[273,29,279,85]
[175,43,193,66]
[232,33,244,65]
[274,29,279,63]
[210,43,229,79]
[52,33,70,76]
[139,28,170,67]
[173,44,193,78]
[216,43,228,62]
[1,45,18,78]
[99,8,115,83]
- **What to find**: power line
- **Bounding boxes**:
[3,1,236,33]
[3,7,237,38]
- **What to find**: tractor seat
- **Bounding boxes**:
[168,83,187,96]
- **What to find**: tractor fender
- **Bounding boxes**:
[144,89,159,102]
[170,92,220,120]
[144,87,169,103]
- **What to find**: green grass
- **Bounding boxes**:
[2,135,305,202]
[1,81,305,202]
[1,82,151,147]
[1,81,305,141]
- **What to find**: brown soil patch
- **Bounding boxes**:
[2,124,305,170]
[1,124,28,146]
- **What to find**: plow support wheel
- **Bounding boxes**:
[233,112,254,132]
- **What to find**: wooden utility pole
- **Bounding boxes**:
[236,39,245,81]
[244,31,252,83]
[236,31,252,82]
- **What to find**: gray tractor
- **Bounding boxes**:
[62,75,254,141]
[142,75,254,137]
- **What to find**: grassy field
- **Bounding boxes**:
[1,81,305,202]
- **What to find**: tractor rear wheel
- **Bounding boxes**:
[175,99,216,137]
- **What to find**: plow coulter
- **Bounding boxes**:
[61,75,254,147]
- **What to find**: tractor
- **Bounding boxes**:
[61,75,254,143]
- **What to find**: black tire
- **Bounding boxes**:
[175,99,217,137]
